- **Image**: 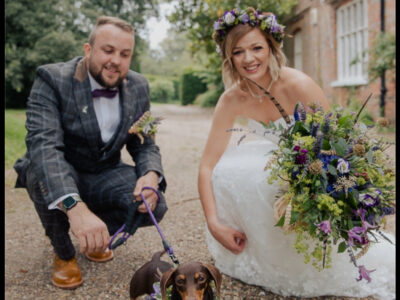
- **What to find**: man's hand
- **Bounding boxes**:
[66,202,110,254]
[133,171,159,213]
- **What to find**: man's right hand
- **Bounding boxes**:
[66,202,110,254]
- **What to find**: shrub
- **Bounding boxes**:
[180,68,208,106]
[149,79,175,103]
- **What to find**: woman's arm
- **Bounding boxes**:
[198,91,246,254]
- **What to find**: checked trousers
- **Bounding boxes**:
[25,162,167,260]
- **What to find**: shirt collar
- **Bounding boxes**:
[87,71,118,92]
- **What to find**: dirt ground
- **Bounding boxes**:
[5,104,395,299]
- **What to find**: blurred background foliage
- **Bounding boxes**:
[5,0,298,108]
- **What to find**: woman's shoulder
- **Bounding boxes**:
[279,67,328,108]
[217,84,248,111]
[280,67,315,90]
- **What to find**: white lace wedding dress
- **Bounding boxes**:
[206,117,395,299]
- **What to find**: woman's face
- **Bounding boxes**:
[231,28,270,82]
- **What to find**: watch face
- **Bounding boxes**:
[63,196,77,210]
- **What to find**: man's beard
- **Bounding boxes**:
[88,61,125,88]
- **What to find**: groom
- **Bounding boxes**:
[13,16,167,289]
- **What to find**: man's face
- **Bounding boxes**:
[84,24,134,88]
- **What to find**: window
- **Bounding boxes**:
[294,30,303,71]
[332,0,368,87]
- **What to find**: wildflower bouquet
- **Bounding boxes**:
[128,111,163,144]
[265,98,395,282]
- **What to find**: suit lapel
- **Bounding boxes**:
[73,58,103,158]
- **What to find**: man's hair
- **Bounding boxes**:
[220,24,287,89]
[88,16,134,45]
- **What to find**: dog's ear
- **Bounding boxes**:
[160,267,176,300]
[203,263,222,297]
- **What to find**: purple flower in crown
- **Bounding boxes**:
[213,20,222,30]
[293,145,301,152]
[356,265,376,283]
[223,10,236,25]
[314,220,332,234]
[360,192,381,207]
[238,13,250,23]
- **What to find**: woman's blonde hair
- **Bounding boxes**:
[220,24,287,89]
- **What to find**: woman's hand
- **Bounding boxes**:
[208,218,246,254]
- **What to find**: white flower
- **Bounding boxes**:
[337,158,350,174]
[224,12,236,25]
[216,44,221,54]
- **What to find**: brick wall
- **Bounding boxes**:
[283,0,396,122]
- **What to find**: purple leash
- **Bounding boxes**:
[109,186,179,266]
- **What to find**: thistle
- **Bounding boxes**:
[377,117,389,127]
[309,159,323,175]
[353,144,366,156]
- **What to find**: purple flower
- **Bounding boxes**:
[315,220,331,234]
[337,158,350,174]
[347,226,364,246]
[356,265,376,283]
[293,145,301,152]
[223,11,236,25]
[300,149,308,154]
[295,153,307,165]
[213,21,221,30]
[238,13,249,23]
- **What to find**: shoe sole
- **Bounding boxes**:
[84,251,114,263]
[52,278,83,289]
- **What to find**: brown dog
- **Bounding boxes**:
[160,262,222,300]
[129,251,222,300]
[130,251,173,299]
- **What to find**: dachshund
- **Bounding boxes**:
[129,250,222,300]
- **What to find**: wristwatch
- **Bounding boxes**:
[61,196,82,214]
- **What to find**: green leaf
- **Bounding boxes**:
[327,164,338,176]
[338,241,347,253]
[290,211,300,224]
[338,115,353,127]
[331,138,349,156]
[275,215,285,227]
[366,149,373,163]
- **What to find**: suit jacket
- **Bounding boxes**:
[14,56,166,206]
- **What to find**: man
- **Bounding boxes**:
[13,16,167,289]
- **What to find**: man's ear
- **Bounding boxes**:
[83,43,91,59]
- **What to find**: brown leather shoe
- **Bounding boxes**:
[85,248,114,262]
[52,254,83,289]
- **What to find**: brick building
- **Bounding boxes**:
[282,0,395,122]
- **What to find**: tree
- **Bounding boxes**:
[5,0,159,108]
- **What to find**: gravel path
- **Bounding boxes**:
[5,104,395,299]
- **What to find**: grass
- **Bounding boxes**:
[5,109,27,168]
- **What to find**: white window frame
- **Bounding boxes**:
[294,30,303,71]
[331,0,369,87]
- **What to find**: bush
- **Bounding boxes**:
[180,68,208,106]
[198,87,223,107]
[149,79,175,103]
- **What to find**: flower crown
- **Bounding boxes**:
[212,7,285,49]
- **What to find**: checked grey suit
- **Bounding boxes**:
[14,56,167,260]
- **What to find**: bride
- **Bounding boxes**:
[197,7,395,299]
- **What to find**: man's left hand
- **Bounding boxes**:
[133,171,159,213]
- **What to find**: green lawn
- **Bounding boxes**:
[5,109,27,168]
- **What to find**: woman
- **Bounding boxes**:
[198,7,395,299]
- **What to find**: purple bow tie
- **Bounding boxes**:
[92,88,118,99]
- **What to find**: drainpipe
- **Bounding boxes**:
[379,0,387,117]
